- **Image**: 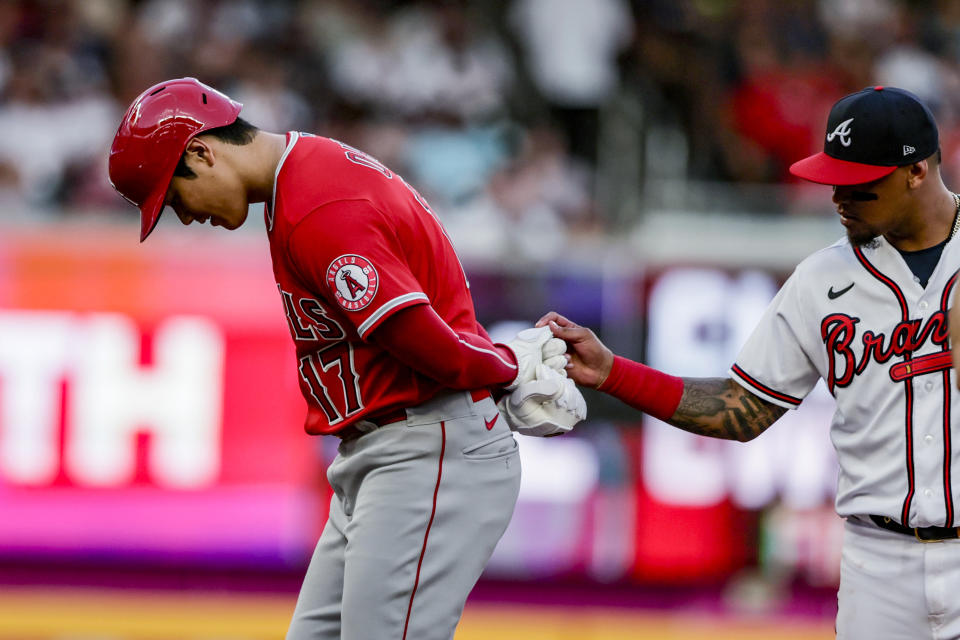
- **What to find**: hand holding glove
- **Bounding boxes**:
[498,364,587,437]
[503,326,568,390]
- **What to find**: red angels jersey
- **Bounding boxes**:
[266,133,493,435]
[731,235,960,528]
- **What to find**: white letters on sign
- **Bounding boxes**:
[0,312,224,488]
[0,312,74,485]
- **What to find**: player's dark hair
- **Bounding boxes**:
[173,117,259,179]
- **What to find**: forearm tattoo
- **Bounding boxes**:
[668,378,787,441]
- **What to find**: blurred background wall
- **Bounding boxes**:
[2,0,959,638]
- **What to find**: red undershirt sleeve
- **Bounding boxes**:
[597,355,685,421]
[369,304,518,390]
[475,322,494,344]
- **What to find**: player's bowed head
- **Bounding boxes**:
[108,77,287,241]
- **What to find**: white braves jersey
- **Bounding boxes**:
[731,234,960,528]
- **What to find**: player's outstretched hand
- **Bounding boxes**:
[503,326,569,390]
[536,312,614,388]
[498,364,587,437]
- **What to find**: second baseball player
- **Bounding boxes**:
[542,86,960,640]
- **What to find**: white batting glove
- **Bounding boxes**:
[503,326,568,390]
[498,364,587,437]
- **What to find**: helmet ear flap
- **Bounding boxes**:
[107,77,242,241]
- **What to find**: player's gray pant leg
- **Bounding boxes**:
[836,518,960,640]
[285,489,348,639]
[927,536,960,640]
[396,394,521,640]
[287,391,520,640]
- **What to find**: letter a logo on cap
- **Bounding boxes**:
[827,118,854,147]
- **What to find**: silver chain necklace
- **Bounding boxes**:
[950,192,960,240]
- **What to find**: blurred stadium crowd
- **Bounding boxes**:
[4,0,960,243]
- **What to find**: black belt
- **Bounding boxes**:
[869,515,960,542]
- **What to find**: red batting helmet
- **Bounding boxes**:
[108,77,243,242]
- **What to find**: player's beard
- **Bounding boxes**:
[847,229,880,248]
[845,222,881,249]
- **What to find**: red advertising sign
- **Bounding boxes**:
[0,228,326,564]
[0,226,841,584]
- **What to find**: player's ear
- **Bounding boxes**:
[905,159,927,188]
[184,137,216,168]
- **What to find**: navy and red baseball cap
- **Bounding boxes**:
[790,86,939,186]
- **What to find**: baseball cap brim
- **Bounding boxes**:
[789,152,898,186]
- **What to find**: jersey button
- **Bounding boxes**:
[925,434,934,444]
[925,381,934,391]
[924,488,934,498]
[919,301,929,310]
[913,276,921,283]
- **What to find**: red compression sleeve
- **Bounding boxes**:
[597,355,684,421]
[475,321,494,344]
[473,322,510,401]
[370,304,518,389]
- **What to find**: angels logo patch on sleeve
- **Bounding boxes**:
[327,254,379,311]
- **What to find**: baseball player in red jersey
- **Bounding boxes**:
[541,87,960,640]
[107,78,584,640]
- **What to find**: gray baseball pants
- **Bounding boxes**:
[286,390,521,640]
